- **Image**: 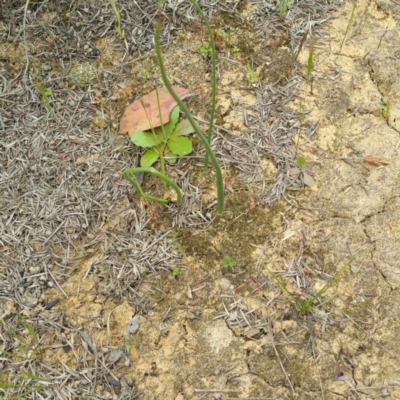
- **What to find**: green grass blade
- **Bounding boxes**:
[266,248,367,314]
[340,0,357,51]
[21,372,50,382]
[23,323,37,345]
[307,44,314,81]
[265,266,303,310]
[0,386,46,399]
[188,0,217,168]
[0,320,26,345]
[302,249,366,311]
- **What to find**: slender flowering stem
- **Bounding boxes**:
[154,17,224,214]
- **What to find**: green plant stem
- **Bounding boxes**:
[155,87,167,183]
[155,18,224,214]
[158,145,166,180]
[123,167,182,206]
[188,0,216,168]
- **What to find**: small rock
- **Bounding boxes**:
[108,348,124,365]
[106,377,121,388]
[63,344,71,353]
[126,315,139,334]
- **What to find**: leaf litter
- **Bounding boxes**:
[119,86,191,137]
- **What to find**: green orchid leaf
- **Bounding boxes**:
[172,119,195,137]
[131,131,164,148]
[140,148,159,167]
[164,150,177,164]
[165,105,180,137]
[167,136,192,156]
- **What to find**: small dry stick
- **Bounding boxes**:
[294,30,309,61]
[267,320,295,396]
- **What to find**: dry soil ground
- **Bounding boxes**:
[1,0,400,399]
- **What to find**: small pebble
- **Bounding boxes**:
[106,377,121,388]
[92,48,101,56]
[63,344,71,353]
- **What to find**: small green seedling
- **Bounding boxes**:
[173,268,185,276]
[278,0,293,18]
[221,257,236,269]
[0,318,38,360]
[291,156,314,186]
[265,250,365,315]
[217,29,228,39]
[0,371,48,398]
[0,318,49,398]
[246,64,259,83]
[340,0,357,51]
[379,99,390,120]
[110,0,125,39]
[232,46,240,53]
[199,41,212,55]
[214,29,231,50]
[35,82,58,122]
[131,105,194,167]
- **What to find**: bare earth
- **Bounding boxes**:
[1,0,400,399]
